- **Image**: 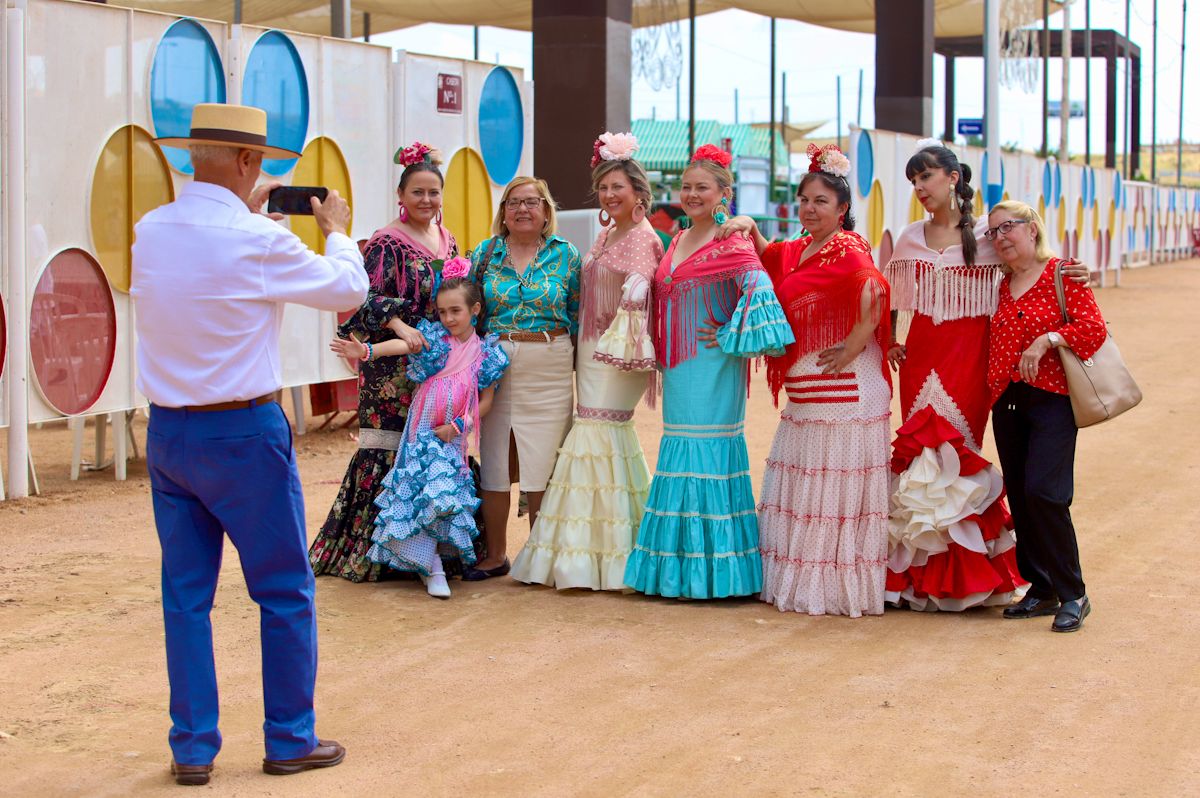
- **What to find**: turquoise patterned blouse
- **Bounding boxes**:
[469,235,581,335]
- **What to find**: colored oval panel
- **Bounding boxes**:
[1075,197,1084,235]
[1042,163,1053,204]
[290,137,352,254]
[866,180,885,245]
[478,68,524,185]
[150,18,226,174]
[443,147,494,251]
[243,31,309,176]
[1056,198,1066,241]
[1108,199,1116,233]
[1113,172,1123,209]
[1037,195,1046,220]
[907,191,924,224]
[1053,162,1062,206]
[90,125,175,293]
[855,132,874,198]
[30,249,117,415]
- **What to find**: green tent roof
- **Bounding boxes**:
[632,119,788,174]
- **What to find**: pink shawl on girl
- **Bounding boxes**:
[405,333,484,454]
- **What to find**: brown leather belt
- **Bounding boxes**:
[497,327,569,343]
[185,393,277,413]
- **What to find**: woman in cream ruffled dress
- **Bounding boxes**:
[511,133,660,590]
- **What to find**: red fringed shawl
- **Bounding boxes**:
[762,230,892,402]
[653,234,764,368]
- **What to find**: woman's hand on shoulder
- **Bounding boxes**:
[886,342,907,372]
[1059,257,1090,285]
[715,215,755,241]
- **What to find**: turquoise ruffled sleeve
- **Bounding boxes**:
[716,269,795,357]
[478,333,510,389]
[405,319,452,383]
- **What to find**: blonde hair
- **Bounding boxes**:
[591,159,654,210]
[493,176,558,238]
[990,200,1055,261]
[682,160,734,208]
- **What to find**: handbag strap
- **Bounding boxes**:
[1051,259,1071,326]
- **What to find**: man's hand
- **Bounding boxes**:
[247,180,285,221]
[314,189,351,238]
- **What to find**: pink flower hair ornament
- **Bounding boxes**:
[590,131,639,168]
[690,144,733,169]
[394,141,441,167]
[806,143,851,178]
[441,256,472,280]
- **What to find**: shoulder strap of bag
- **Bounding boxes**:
[1051,259,1071,326]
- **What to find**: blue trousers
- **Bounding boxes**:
[147,401,319,765]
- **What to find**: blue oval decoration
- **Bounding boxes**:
[855,132,874,198]
[478,68,524,185]
[150,19,226,174]
[1053,163,1062,207]
[243,31,309,176]
[1113,172,1123,209]
[1042,163,1053,203]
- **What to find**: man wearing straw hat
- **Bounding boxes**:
[131,103,367,786]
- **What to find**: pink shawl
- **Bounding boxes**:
[579,226,663,341]
[365,224,455,296]
[405,333,483,453]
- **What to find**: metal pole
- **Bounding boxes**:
[330,0,349,38]
[363,12,370,42]
[6,2,30,497]
[836,74,843,151]
[856,68,864,127]
[985,0,1002,208]
[473,26,479,61]
[1151,0,1157,182]
[1085,0,1091,164]
[233,0,242,24]
[688,0,695,154]
[768,16,776,202]
[1042,0,1050,157]
[1179,1,1188,186]
[734,87,739,124]
[1060,0,1071,162]
[1124,0,1132,177]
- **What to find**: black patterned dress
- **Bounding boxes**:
[308,228,453,582]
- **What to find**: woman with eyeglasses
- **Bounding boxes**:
[882,141,1087,613]
[986,201,1106,632]
[465,177,582,580]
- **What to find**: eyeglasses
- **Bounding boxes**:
[505,197,545,210]
[983,219,1030,240]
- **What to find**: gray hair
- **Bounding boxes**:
[189,144,240,167]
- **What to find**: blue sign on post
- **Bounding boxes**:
[957,118,984,136]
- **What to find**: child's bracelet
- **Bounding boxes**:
[360,341,373,361]
[451,416,466,433]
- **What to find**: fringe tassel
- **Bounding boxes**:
[654,266,754,369]
[884,259,1002,323]
[578,265,626,342]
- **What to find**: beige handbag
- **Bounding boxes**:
[1052,268,1142,427]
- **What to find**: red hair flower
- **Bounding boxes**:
[691,144,733,169]
[590,138,604,169]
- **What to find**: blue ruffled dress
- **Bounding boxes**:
[624,268,793,598]
[368,319,508,575]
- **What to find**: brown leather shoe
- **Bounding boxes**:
[170,761,213,786]
[262,739,346,775]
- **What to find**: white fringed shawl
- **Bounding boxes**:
[884,219,1005,324]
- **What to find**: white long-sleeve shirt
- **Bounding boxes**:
[131,181,368,407]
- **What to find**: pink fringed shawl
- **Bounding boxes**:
[365,225,455,298]
[578,226,663,342]
[884,219,1004,323]
[405,333,483,454]
[653,233,763,368]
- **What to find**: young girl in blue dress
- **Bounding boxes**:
[330,260,508,598]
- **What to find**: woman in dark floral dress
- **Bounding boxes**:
[309,143,458,582]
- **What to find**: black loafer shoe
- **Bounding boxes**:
[1002,594,1060,619]
[462,557,511,582]
[170,761,213,786]
[1051,596,1091,633]
[263,739,346,775]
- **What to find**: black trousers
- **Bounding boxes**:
[991,382,1086,603]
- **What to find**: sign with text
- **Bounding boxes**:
[437,74,462,114]
[957,118,984,136]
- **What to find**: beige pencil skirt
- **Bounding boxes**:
[479,336,575,492]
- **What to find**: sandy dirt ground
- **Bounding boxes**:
[1,259,1198,797]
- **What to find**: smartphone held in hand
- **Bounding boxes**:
[268,186,329,216]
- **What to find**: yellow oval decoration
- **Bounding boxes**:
[291,137,353,255]
[1108,199,1116,233]
[443,147,494,251]
[1075,197,1084,235]
[89,125,174,292]
[867,180,885,245]
[908,191,924,224]
[1037,195,1046,220]
[1056,198,1066,240]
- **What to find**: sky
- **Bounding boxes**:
[369,1,1194,163]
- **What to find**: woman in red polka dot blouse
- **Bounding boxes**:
[986,201,1107,633]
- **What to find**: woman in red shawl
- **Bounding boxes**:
[723,145,892,617]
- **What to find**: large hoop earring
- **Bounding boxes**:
[434,208,443,225]
[712,197,729,225]
[598,208,612,227]
[398,204,409,223]
[632,202,646,224]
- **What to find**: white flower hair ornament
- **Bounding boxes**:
[806,143,851,178]
[915,137,945,153]
[590,131,639,168]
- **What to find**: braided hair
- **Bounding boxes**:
[905,145,977,266]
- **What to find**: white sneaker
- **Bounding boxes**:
[425,571,451,599]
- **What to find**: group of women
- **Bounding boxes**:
[308,132,1107,633]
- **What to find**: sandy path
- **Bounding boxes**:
[1,260,1198,797]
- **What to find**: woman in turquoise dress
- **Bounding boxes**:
[622,145,794,599]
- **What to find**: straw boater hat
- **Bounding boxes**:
[156,103,301,159]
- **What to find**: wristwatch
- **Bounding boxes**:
[1046,332,1064,348]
